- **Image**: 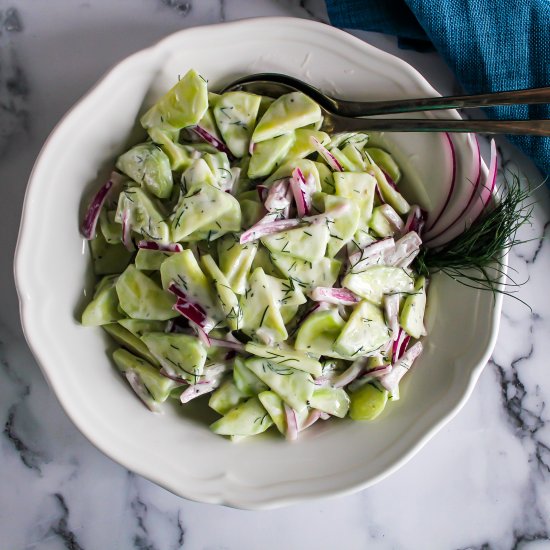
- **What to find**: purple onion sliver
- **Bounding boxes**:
[300,409,322,430]
[239,217,302,244]
[208,337,245,351]
[137,240,183,252]
[381,168,398,190]
[191,125,233,159]
[81,179,114,240]
[284,403,298,441]
[310,136,343,172]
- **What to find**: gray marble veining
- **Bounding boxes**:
[1,1,549,549]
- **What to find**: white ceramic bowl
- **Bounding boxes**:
[15,17,503,509]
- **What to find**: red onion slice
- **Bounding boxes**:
[309,287,360,306]
[426,139,498,248]
[333,362,364,388]
[383,232,422,268]
[239,217,302,244]
[404,205,427,236]
[384,294,400,340]
[310,136,344,172]
[284,403,299,441]
[378,204,405,234]
[264,178,292,216]
[289,167,312,217]
[81,179,114,240]
[300,409,322,430]
[137,241,183,252]
[208,337,245,351]
[191,125,233,159]
[379,341,423,399]
[121,207,135,251]
[348,237,396,273]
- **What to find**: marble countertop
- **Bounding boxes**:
[1,1,549,548]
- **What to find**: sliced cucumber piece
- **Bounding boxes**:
[252,92,322,143]
[316,161,335,194]
[203,152,232,190]
[309,387,350,418]
[116,265,177,321]
[265,274,307,308]
[334,301,391,358]
[103,323,160,366]
[81,276,123,326]
[170,182,240,242]
[317,193,360,257]
[258,390,286,434]
[113,348,176,404]
[240,267,287,344]
[217,237,258,294]
[399,275,427,338]
[250,245,283,277]
[118,319,166,338]
[116,143,173,199]
[210,397,273,437]
[366,147,401,183]
[330,132,369,150]
[140,68,208,132]
[135,249,174,271]
[334,171,376,227]
[89,232,132,276]
[213,92,261,158]
[294,308,346,359]
[160,250,220,321]
[270,254,341,290]
[369,206,396,238]
[248,133,295,179]
[140,332,207,382]
[349,382,388,420]
[115,187,170,243]
[148,127,193,171]
[245,342,322,377]
[245,357,314,412]
[367,163,410,215]
[261,223,329,262]
[180,158,216,190]
[343,266,415,306]
[283,129,330,162]
[99,209,122,244]
[209,379,248,415]
[233,357,269,397]
[201,254,242,331]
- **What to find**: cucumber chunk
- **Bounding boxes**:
[283,129,330,162]
[334,301,391,358]
[160,250,220,321]
[135,249,174,271]
[261,223,329,262]
[334,172,376,227]
[369,206,396,238]
[140,68,208,132]
[265,275,307,308]
[81,276,123,326]
[294,308,346,359]
[210,397,273,436]
[115,187,170,244]
[252,92,322,143]
[241,267,287,344]
[116,143,173,199]
[217,237,258,295]
[366,147,401,183]
[340,143,366,172]
[140,332,207,382]
[213,92,261,158]
[99,209,122,244]
[118,319,166,338]
[209,379,248,415]
[201,254,242,330]
[245,357,314,412]
[343,266,415,306]
[349,382,388,420]
[248,133,295,179]
[233,357,269,397]
[89,232,132,275]
[170,182,241,242]
[245,342,322,377]
[399,275,427,338]
[309,386,350,418]
[181,158,216,190]
[270,254,341,290]
[116,265,177,321]
[203,152,233,190]
[258,390,286,434]
[148,127,194,171]
[103,323,160,366]
[113,348,176,404]
[367,163,410,215]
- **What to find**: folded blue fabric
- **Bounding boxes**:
[325,0,550,178]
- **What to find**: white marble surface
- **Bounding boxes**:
[1,1,550,548]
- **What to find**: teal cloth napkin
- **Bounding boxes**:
[325,0,550,177]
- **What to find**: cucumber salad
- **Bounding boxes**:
[80,69,428,441]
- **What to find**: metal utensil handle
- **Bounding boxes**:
[337,87,550,117]
[328,117,550,135]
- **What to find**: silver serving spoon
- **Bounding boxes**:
[222,73,550,135]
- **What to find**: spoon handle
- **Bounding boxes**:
[327,116,550,135]
[336,87,550,117]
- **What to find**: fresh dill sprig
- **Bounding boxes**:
[414,172,537,306]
